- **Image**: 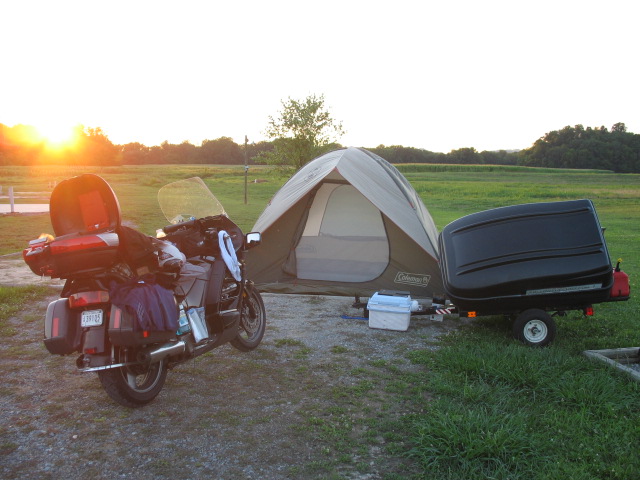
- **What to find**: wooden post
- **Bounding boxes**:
[244,135,248,205]
[9,186,14,213]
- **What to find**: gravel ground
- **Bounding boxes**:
[0,256,468,479]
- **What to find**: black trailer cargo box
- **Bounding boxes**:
[438,199,614,314]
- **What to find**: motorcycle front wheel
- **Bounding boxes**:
[98,348,168,408]
[230,288,266,352]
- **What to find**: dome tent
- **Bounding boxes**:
[247,147,444,299]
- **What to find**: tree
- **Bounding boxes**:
[157,140,198,164]
[480,149,518,165]
[121,142,150,164]
[200,137,243,164]
[612,122,627,133]
[246,140,274,163]
[448,147,480,164]
[519,123,640,172]
[73,127,119,165]
[262,94,345,169]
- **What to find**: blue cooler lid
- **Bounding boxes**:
[367,291,413,310]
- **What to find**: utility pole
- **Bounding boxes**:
[244,135,248,204]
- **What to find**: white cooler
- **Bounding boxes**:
[367,291,413,331]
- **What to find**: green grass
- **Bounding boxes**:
[2,163,639,478]
[402,320,640,479]
[0,285,53,325]
[0,164,288,255]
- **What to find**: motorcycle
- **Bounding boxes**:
[23,175,266,407]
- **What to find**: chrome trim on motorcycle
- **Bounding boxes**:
[78,362,130,373]
[137,339,187,364]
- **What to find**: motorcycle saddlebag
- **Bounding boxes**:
[23,174,123,278]
[438,199,614,313]
[44,298,82,355]
[108,305,176,347]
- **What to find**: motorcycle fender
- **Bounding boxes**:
[44,298,82,355]
[83,325,107,354]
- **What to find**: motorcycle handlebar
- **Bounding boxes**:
[163,218,198,234]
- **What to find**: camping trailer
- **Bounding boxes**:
[246,147,445,299]
[437,199,630,345]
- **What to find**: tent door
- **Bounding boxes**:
[293,184,389,282]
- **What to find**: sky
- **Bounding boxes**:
[2,0,638,153]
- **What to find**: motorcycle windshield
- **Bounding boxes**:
[158,177,226,224]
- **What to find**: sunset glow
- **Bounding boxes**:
[34,123,79,149]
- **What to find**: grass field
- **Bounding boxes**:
[0,164,288,254]
[1,163,639,479]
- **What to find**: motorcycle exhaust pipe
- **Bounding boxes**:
[138,340,186,364]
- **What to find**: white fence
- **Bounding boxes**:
[0,185,51,213]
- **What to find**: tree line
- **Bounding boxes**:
[369,123,640,173]
[0,124,120,167]
[520,123,639,173]
[1,121,638,173]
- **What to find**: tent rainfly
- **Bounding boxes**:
[247,147,445,299]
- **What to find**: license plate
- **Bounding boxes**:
[81,309,103,327]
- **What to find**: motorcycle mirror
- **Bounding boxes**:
[245,232,261,247]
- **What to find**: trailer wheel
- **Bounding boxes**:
[512,309,556,347]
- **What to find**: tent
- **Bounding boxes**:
[246,147,444,299]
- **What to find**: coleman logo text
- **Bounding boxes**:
[394,272,430,286]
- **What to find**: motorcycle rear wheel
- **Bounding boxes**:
[98,348,168,408]
[230,288,266,352]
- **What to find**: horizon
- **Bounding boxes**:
[5,119,635,156]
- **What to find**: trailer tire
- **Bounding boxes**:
[512,309,556,347]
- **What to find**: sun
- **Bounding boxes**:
[34,122,80,149]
